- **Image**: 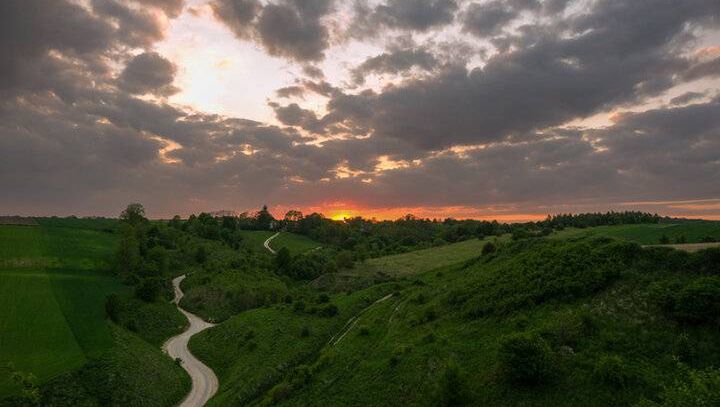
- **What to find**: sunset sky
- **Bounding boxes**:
[2,0,720,221]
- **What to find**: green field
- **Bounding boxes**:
[238,231,321,255]
[270,232,322,254]
[355,236,503,277]
[0,223,129,395]
[552,222,720,245]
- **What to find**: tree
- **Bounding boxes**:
[275,247,292,271]
[120,203,147,226]
[115,224,141,277]
[284,210,303,232]
[255,205,276,230]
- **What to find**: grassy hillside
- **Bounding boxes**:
[0,219,188,406]
[553,222,720,245]
[192,236,720,406]
[358,236,502,277]
[2,325,190,407]
[270,232,322,254]
[238,231,321,254]
[190,282,397,406]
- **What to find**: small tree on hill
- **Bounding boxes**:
[120,203,147,226]
[255,205,276,230]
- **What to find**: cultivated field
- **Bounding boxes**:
[0,221,127,395]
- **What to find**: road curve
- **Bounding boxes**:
[264,232,280,254]
[163,275,219,407]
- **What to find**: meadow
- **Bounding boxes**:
[552,221,720,245]
[237,230,321,254]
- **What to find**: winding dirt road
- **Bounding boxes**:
[264,232,280,254]
[163,275,219,407]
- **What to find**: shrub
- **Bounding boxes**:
[438,361,470,406]
[671,277,720,325]
[594,354,631,388]
[317,293,330,303]
[300,326,311,338]
[659,235,670,244]
[359,327,370,336]
[293,300,306,313]
[134,278,161,302]
[636,368,720,406]
[482,241,497,255]
[497,333,554,386]
[318,304,339,318]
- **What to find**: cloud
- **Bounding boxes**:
[670,91,707,105]
[212,0,333,62]
[351,48,438,84]
[118,52,179,97]
[352,0,458,36]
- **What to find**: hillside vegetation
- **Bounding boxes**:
[553,222,720,245]
[0,218,189,406]
[192,236,720,406]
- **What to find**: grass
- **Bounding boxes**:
[27,325,190,407]
[0,222,124,395]
[355,236,504,277]
[270,232,322,254]
[197,237,720,406]
[238,231,321,255]
[190,283,397,406]
[552,222,720,245]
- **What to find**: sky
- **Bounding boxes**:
[1,0,720,221]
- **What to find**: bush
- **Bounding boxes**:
[636,368,720,406]
[594,354,631,388]
[482,241,497,255]
[671,277,720,325]
[134,278,161,302]
[438,361,470,406]
[293,300,306,313]
[497,333,554,386]
[318,304,338,318]
[300,326,311,338]
[317,293,330,303]
[359,327,370,336]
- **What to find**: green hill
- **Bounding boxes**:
[238,231,321,255]
[552,222,720,245]
[192,236,720,406]
[0,219,189,406]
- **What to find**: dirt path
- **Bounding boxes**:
[329,293,394,347]
[163,275,219,407]
[644,242,720,252]
[263,232,280,254]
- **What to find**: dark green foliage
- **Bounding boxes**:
[119,203,147,227]
[134,278,161,303]
[462,239,630,317]
[317,304,338,318]
[437,361,470,406]
[481,241,497,255]
[637,368,720,407]
[497,333,554,386]
[669,277,720,325]
[335,250,354,269]
[300,327,311,338]
[594,354,631,388]
[275,247,291,271]
[659,235,670,244]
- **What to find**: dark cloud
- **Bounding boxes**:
[118,52,178,97]
[683,57,720,81]
[670,91,707,105]
[212,0,333,62]
[352,0,458,36]
[351,48,438,85]
[211,0,262,39]
[276,85,306,98]
[320,0,720,151]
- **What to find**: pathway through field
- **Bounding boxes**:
[163,275,218,407]
[263,232,280,254]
